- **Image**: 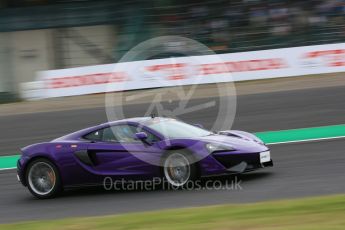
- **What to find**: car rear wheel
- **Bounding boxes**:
[26,158,61,199]
[163,151,197,188]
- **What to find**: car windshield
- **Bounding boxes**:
[146,119,212,139]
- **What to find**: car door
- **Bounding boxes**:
[85,124,163,178]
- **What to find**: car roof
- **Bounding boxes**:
[105,117,151,125]
[53,117,171,142]
[102,117,172,126]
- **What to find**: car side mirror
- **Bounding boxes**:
[135,132,148,140]
[193,124,204,129]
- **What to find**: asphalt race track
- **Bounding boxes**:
[0,85,345,223]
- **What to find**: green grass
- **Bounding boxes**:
[1,194,345,230]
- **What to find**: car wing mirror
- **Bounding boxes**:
[135,132,152,145]
[135,132,148,140]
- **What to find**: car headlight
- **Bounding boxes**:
[206,143,235,153]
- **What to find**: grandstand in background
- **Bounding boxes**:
[0,0,344,101]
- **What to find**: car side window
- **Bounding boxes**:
[85,125,160,143]
[102,125,139,143]
[84,130,102,141]
[102,127,117,142]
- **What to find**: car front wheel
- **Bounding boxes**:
[163,151,197,188]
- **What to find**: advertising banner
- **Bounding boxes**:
[35,43,345,98]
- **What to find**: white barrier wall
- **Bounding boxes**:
[0,33,12,92]
[33,43,345,99]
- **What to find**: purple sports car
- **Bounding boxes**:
[17,117,273,198]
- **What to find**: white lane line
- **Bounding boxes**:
[266,135,345,145]
[0,155,20,158]
[0,167,16,171]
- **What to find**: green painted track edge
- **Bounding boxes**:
[256,124,345,144]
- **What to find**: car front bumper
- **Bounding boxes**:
[17,159,26,186]
[211,150,273,174]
